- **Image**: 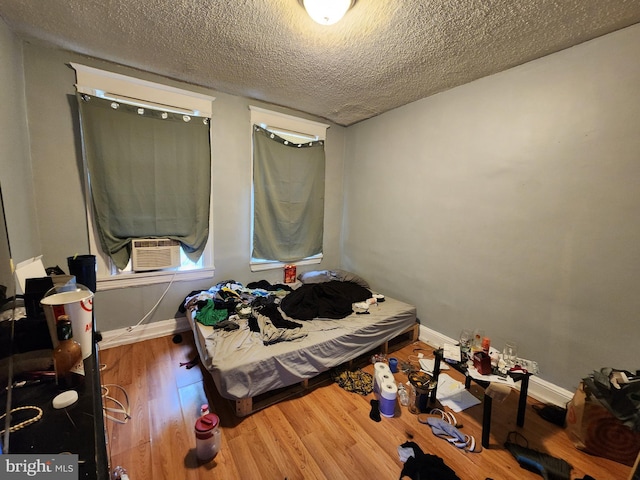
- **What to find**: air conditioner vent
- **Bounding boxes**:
[131,238,181,271]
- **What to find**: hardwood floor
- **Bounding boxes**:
[98,332,631,480]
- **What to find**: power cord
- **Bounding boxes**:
[104,271,178,344]
[102,384,131,424]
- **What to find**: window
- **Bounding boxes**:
[72,64,216,290]
[249,106,329,271]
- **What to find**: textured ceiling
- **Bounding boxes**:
[1,0,639,126]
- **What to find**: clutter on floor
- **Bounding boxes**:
[425,417,482,454]
[533,403,567,427]
[333,368,374,395]
[566,368,640,466]
[397,441,461,480]
[504,431,572,480]
[180,356,199,369]
[435,373,482,412]
[369,399,381,422]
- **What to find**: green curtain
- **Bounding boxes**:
[77,94,211,269]
[252,125,325,262]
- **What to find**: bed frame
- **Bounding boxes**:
[232,321,419,416]
[186,283,419,418]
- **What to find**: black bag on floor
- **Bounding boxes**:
[504,433,572,480]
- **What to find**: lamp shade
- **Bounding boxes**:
[303,0,353,26]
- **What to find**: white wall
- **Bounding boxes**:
[17,43,346,332]
[342,24,640,391]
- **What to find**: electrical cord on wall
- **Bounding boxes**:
[103,271,178,345]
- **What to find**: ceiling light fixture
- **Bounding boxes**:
[302,0,354,26]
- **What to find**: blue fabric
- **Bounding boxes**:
[427,417,466,443]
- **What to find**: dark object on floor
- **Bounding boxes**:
[180,356,199,369]
[398,441,460,480]
[172,334,183,343]
[333,368,373,395]
[533,403,567,427]
[575,476,596,480]
[505,432,572,480]
[369,399,381,422]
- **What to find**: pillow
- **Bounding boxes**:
[331,269,370,289]
[297,270,333,284]
[297,269,371,289]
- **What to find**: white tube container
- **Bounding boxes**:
[379,382,398,418]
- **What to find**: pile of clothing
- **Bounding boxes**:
[181,279,375,345]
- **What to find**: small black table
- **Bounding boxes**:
[429,348,531,448]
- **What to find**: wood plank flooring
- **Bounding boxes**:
[98,332,631,479]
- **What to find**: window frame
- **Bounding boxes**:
[72,63,216,291]
[249,106,329,272]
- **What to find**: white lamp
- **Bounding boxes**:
[302,0,354,26]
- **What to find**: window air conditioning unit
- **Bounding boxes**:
[131,238,181,271]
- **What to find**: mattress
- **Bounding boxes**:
[188,295,417,401]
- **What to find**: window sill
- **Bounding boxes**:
[97,267,215,291]
[250,256,322,272]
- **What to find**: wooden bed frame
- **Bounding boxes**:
[233,321,419,416]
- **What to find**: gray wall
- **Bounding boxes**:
[4,18,639,392]
[342,24,640,391]
[0,18,40,268]
[15,42,346,332]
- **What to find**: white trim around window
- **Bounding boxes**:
[249,106,329,140]
[71,63,214,117]
[72,64,216,290]
[248,106,329,272]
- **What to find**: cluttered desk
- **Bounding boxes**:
[1,255,109,479]
[426,339,537,448]
[3,340,109,479]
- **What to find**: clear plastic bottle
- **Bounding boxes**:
[397,383,409,406]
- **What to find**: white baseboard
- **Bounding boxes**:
[418,324,573,408]
[98,316,191,350]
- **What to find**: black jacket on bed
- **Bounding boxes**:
[279,280,372,320]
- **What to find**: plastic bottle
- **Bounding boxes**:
[195,413,221,461]
[53,315,84,389]
[482,336,491,354]
[397,383,409,407]
[112,465,129,480]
